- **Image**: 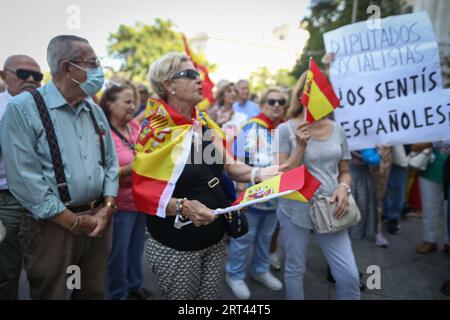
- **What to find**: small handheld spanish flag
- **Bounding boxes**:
[301,57,340,123]
[232,165,321,208]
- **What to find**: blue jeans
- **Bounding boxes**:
[226,208,278,280]
[383,165,407,222]
[108,211,146,300]
[277,209,360,300]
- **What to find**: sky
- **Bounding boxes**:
[0,0,309,78]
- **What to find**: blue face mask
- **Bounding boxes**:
[69,62,104,97]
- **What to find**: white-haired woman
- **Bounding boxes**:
[136,52,283,300]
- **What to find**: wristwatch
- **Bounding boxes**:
[176,198,189,222]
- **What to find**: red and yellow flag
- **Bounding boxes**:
[182,34,215,111]
[301,57,340,123]
[232,165,321,207]
[132,97,225,217]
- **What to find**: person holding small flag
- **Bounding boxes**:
[274,59,360,300]
[134,52,283,300]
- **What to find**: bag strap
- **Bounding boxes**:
[110,125,134,151]
[84,100,106,168]
[30,90,71,204]
[199,161,232,209]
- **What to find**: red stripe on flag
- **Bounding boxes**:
[132,172,168,215]
[309,59,340,108]
[299,166,321,200]
[182,34,215,106]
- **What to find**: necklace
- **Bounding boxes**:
[111,124,134,151]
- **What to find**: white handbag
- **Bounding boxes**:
[310,194,361,234]
[407,148,433,171]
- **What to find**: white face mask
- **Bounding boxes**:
[69,62,104,97]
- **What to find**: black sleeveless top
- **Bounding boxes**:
[147,130,227,251]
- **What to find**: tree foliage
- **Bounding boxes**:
[249,67,296,95]
[291,0,405,79]
[107,19,184,82]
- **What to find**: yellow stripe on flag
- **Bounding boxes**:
[282,191,308,202]
[307,78,335,120]
[240,175,281,203]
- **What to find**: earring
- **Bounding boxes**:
[172,91,176,95]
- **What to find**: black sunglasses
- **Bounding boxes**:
[172,69,200,80]
[6,68,43,82]
[267,99,286,106]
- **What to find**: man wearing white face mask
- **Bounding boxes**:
[0,35,119,299]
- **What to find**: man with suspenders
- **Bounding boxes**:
[0,35,119,299]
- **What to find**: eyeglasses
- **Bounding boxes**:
[266,99,286,106]
[5,68,43,82]
[69,58,101,69]
[171,69,200,80]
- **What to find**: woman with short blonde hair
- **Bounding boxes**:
[139,52,282,300]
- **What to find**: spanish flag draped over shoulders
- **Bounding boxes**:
[241,113,276,131]
[132,97,224,217]
[301,57,340,123]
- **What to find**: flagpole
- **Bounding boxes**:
[351,0,358,23]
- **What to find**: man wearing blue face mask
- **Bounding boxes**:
[0,35,119,299]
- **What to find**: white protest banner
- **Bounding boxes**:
[338,88,449,148]
[323,12,448,150]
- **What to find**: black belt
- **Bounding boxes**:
[66,198,103,213]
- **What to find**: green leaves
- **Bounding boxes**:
[107,19,183,82]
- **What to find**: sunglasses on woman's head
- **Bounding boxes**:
[171,69,200,80]
[6,68,43,82]
[267,99,286,106]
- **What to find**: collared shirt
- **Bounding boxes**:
[232,100,260,118]
[0,80,118,220]
[0,89,12,190]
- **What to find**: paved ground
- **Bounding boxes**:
[18,215,450,300]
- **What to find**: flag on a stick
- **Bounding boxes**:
[301,57,340,122]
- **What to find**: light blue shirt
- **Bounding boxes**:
[0,89,13,190]
[233,100,260,118]
[0,81,119,220]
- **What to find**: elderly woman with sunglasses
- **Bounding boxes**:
[225,87,286,300]
[99,81,150,300]
[139,52,283,300]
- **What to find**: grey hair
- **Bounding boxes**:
[47,35,89,76]
[236,79,249,87]
[148,52,189,102]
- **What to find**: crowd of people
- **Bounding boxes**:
[0,34,449,300]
